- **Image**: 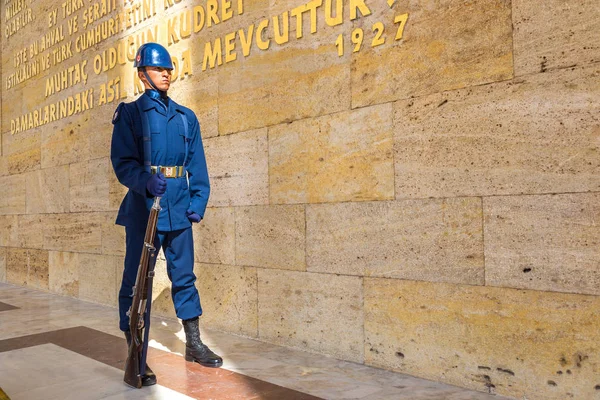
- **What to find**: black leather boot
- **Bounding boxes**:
[183,317,223,368]
[124,331,157,386]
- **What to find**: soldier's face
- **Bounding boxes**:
[139,67,172,91]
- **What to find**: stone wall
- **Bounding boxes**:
[1,0,599,398]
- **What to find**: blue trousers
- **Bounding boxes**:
[118,225,202,332]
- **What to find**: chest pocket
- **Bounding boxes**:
[162,118,184,163]
[150,120,162,135]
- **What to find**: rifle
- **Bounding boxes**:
[124,196,161,388]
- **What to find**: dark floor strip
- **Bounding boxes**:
[0,326,323,400]
[0,302,18,312]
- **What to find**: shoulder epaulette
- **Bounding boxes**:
[112,102,125,124]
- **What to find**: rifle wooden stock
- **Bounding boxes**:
[124,339,142,388]
[124,196,161,388]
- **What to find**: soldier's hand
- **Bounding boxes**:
[146,173,167,197]
[186,210,201,223]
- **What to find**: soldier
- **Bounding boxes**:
[111,42,222,386]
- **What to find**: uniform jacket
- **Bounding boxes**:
[110,91,210,231]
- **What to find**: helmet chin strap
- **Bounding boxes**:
[142,68,167,97]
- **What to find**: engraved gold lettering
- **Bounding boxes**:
[325,0,342,26]
[306,0,322,34]
[290,4,308,39]
[168,14,180,45]
[180,10,192,38]
[239,24,254,57]
[349,0,371,20]
[202,37,222,71]
[224,31,237,63]
[194,5,205,32]
[273,12,289,45]
[222,0,233,21]
[207,0,220,27]
[180,49,192,78]
[256,19,270,50]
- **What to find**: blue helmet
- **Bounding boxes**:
[134,43,173,70]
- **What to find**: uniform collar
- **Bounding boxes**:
[145,88,168,103]
[138,91,186,120]
[139,91,167,115]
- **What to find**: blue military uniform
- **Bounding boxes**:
[114,44,222,386]
[111,89,210,332]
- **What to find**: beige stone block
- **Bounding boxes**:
[6,248,28,286]
[69,157,111,212]
[5,38,117,157]
[394,65,600,198]
[41,120,91,169]
[101,212,126,257]
[43,213,103,253]
[109,171,128,211]
[1,1,46,68]
[195,263,258,337]
[88,107,118,160]
[6,248,49,290]
[0,174,26,214]
[204,129,269,207]
[484,193,600,295]
[0,216,19,247]
[172,72,219,139]
[270,103,394,204]
[16,214,44,249]
[78,253,120,307]
[236,205,305,270]
[150,255,178,321]
[513,0,600,76]
[307,198,484,284]
[0,247,6,282]
[1,88,22,134]
[216,2,350,134]
[14,72,44,106]
[151,284,177,321]
[258,269,363,363]
[48,251,79,297]
[1,14,43,96]
[2,77,34,134]
[0,155,8,178]
[27,249,50,291]
[25,166,70,214]
[219,52,350,135]
[365,278,600,400]
[352,0,513,108]
[192,207,235,265]
[2,129,41,174]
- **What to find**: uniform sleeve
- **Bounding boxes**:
[186,115,210,218]
[110,103,152,197]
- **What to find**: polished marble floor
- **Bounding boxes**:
[0,283,510,400]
